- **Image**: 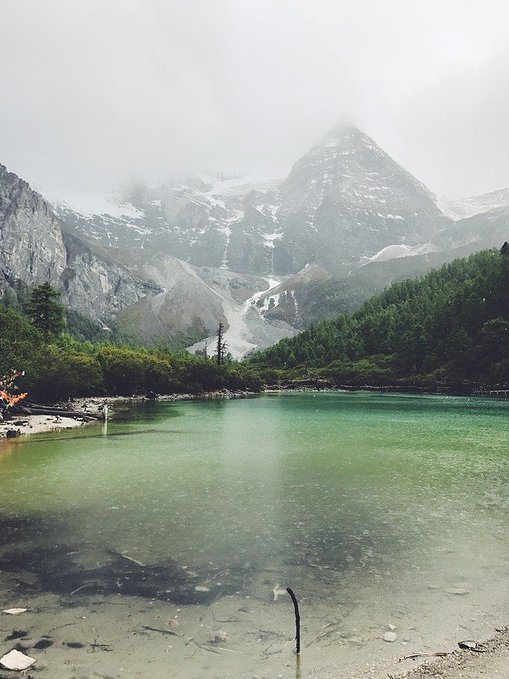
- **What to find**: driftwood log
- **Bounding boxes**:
[17,403,103,422]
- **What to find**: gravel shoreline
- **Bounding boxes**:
[390,625,509,678]
[0,401,105,438]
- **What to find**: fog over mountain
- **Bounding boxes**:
[2,120,508,357]
[1,1,509,199]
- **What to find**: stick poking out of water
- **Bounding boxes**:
[286,587,301,654]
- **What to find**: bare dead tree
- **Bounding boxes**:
[216,322,227,365]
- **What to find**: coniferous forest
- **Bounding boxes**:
[249,247,509,391]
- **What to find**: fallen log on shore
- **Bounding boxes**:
[17,404,103,421]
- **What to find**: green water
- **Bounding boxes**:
[1,392,509,677]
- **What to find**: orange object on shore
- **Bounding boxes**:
[0,390,28,407]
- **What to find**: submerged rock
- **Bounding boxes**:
[0,649,36,671]
[446,587,470,595]
[33,638,53,649]
[458,640,487,652]
[383,631,397,642]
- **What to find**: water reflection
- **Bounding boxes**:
[0,393,508,677]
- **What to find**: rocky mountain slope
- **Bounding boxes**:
[55,124,451,277]
[437,187,509,220]
[273,124,450,273]
[2,124,509,356]
[0,164,295,354]
[0,165,160,322]
[111,256,296,353]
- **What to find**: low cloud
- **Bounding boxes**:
[1,0,508,198]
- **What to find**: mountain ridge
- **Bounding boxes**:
[52,123,451,276]
[2,124,509,356]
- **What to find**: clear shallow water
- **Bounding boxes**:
[1,392,509,677]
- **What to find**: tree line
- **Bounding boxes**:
[0,284,263,402]
[249,247,509,390]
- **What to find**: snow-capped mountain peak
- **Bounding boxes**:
[52,124,451,279]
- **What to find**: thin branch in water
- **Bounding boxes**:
[286,587,301,654]
[142,625,179,637]
[400,651,450,660]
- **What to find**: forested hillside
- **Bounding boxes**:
[0,292,262,402]
[250,247,509,389]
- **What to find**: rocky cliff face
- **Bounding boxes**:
[0,164,67,288]
[60,233,161,321]
[0,165,161,324]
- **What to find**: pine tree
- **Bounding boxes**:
[26,283,65,337]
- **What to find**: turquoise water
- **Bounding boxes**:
[1,392,508,677]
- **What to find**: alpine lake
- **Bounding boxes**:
[0,392,508,678]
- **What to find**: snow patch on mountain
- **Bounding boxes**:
[360,242,435,265]
[48,190,142,219]
[263,231,284,248]
[436,188,509,221]
[198,170,284,196]
[187,276,293,359]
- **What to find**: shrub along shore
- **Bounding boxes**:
[0,304,265,404]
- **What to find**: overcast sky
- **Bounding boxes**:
[1,0,509,199]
